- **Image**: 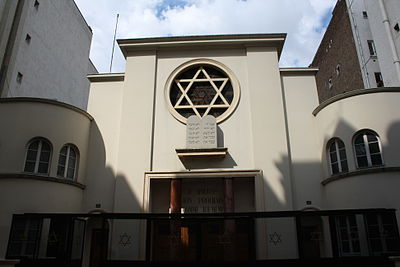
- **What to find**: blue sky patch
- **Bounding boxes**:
[156,0,189,19]
[321,9,333,28]
[314,8,333,34]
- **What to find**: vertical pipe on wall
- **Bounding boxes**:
[378,0,400,84]
[346,0,371,88]
[149,52,158,172]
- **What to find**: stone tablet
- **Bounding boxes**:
[186,115,217,149]
[186,115,202,148]
[201,115,217,148]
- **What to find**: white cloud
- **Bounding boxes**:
[75,0,336,73]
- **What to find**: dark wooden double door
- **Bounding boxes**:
[151,218,254,262]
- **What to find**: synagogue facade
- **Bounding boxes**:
[0,34,400,266]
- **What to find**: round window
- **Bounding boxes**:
[165,59,240,124]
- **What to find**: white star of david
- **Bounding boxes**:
[174,66,230,118]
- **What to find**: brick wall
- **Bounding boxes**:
[311,0,364,103]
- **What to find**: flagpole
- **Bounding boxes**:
[110,13,119,73]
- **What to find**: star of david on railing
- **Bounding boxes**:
[173,66,230,118]
[118,232,132,247]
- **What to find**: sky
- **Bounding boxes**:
[74,0,337,73]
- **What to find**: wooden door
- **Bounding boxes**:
[89,229,109,267]
[298,216,323,259]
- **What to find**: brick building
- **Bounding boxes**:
[311,0,400,103]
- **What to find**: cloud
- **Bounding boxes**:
[75,0,336,73]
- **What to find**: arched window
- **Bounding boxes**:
[24,138,52,174]
[353,130,383,168]
[327,138,348,175]
[57,144,78,180]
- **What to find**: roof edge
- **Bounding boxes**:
[87,73,125,82]
[117,33,287,58]
[0,97,93,120]
[280,67,319,74]
[313,87,400,116]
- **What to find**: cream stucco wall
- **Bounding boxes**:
[0,99,92,259]
[85,76,124,213]
[113,52,157,215]
[84,35,300,259]
[246,47,293,213]
[323,172,400,210]
[0,99,91,182]
[281,69,322,210]
[148,46,293,212]
[315,91,400,174]
[314,90,400,217]
[153,49,253,172]
[97,44,294,214]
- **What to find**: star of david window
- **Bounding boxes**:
[166,60,240,124]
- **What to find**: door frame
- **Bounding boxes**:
[143,170,263,261]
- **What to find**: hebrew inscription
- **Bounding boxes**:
[186,115,217,149]
[181,179,224,213]
[187,116,202,148]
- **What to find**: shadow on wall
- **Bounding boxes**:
[271,115,400,212]
[275,155,323,210]
[218,126,224,147]
[178,125,238,170]
[265,116,400,259]
[316,117,400,210]
[323,118,400,175]
[82,109,400,262]
[84,110,400,212]
[179,153,238,170]
[82,121,115,213]
[385,121,400,167]
[82,120,143,265]
[83,121,142,213]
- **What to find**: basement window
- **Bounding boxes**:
[365,213,400,255]
[6,217,41,259]
[6,216,86,260]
